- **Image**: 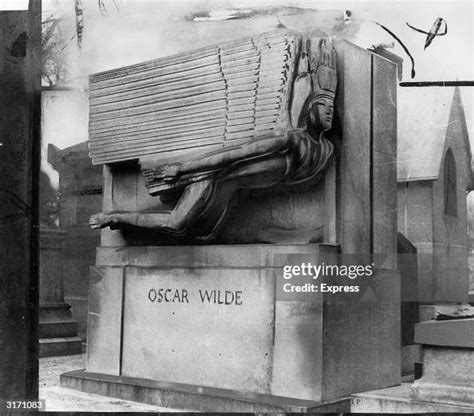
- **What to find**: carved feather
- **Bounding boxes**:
[88,30,300,165]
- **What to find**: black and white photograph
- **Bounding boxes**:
[0,0,473,412]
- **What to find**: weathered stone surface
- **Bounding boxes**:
[411,346,474,406]
[351,383,474,413]
[411,319,474,407]
[85,244,400,403]
[61,369,350,413]
[321,300,400,401]
[122,266,274,394]
[39,337,82,358]
[93,245,334,400]
[95,244,333,268]
[39,227,80,357]
[334,41,371,255]
[372,54,397,270]
[401,345,422,376]
[87,267,124,375]
[415,318,474,348]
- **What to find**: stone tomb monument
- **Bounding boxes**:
[62,30,400,412]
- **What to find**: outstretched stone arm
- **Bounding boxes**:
[152,129,292,181]
[90,179,214,232]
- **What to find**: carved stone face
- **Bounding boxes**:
[309,97,334,132]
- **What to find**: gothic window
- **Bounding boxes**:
[444,148,457,217]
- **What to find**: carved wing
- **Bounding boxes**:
[88,30,301,165]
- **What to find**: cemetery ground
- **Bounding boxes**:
[39,353,190,412]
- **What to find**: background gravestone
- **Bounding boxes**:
[48,139,102,341]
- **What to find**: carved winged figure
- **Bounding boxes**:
[90,36,338,240]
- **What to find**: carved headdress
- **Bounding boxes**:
[296,37,338,129]
[309,38,337,104]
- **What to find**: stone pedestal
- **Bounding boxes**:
[61,244,400,411]
[411,318,474,406]
[40,227,82,357]
[351,317,474,413]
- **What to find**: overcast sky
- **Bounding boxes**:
[3,0,473,150]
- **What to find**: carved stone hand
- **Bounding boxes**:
[153,164,181,182]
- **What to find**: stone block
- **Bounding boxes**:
[61,369,350,413]
[321,300,400,400]
[39,304,78,339]
[84,244,400,404]
[87,266,124,375]
[412,319,474,407]
[39,337,82,358]
[415,318,474,348]
[271,301,323,399]
[372,54,397,270]
[220,183,327,244]
[40,227,81,356]
[121,266,275,394]
[411,346,474,406]
[334,41,371,255]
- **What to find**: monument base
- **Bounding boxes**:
[411,318,474,407]
[80,244,400,405]
[60,369,349,413]
[351,318,474,412]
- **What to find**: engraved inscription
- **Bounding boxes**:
[147,288,243,305]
